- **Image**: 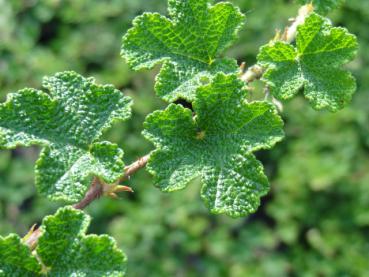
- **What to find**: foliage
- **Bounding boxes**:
[0,71,132,202]
[258,12,358,111]
[0,207,126,276]
[143,74,284,216]
[121,0,245,102]
[0,235,41,276]
[0,0,368,276]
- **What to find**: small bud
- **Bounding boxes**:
[102,182,134,199]
[115,185,134,193]
[22,224,37,242]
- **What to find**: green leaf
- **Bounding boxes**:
[297,0,344,14]
[37,206,127,276]
[257,13,358,112]
[0,207,127,276]
[0,71,132,202]
[121,0,245,102]
[0,235,41,277]
[143,74,284,217]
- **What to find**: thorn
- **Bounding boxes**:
[115,185,134,193]
[102,182,134,199]
[22,224,37,242]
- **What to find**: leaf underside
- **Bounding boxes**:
[0,207,127,276]
[0,71,132,202]
[143,74,284,217]
[257,13,358,112]
[121,0,245,102]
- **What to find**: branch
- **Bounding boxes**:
[74,154,150,209]
[72,177,103,210]
[240,4,313,83]
[118,154,150,183]
[24,154,150,249]
[23,3,314,252]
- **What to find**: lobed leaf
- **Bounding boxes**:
[0,71,132,202]
[121,0,245,102]
[257,13,358,112]
[37,206,127,276]
[143,74,284,217]
[0,207,127,276]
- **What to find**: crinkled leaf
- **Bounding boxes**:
[257,13,358,112]
[0,235,41,277]
[297,0,344,14]
[0,207,127,276]
[143,74,284,217]
[37,206,127,276]
[121,0,245,102]
[0,71,132,202]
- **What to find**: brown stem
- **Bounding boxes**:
[73,154,150,209]
[24,154,150,249]
[118,154,150,183]
[24,180,102,249]
[73,177,103,210]
[241,4,313,83]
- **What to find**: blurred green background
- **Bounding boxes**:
[0,0,368,276]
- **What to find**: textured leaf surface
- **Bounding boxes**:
[257,13,358,112]
[0,235,41,277]
[0,71,132,202]
[143,74,284,217]
[37,206,127,276]
[121,0,245,102]
[297,0,344,14]
[0,207,127,276]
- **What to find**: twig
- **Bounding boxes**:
[73,177,103,210]
[240,64,264,83]
[24,154,150,249]
[73,154,150,209]
[118,154,150,183]
[240,4,313,83]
